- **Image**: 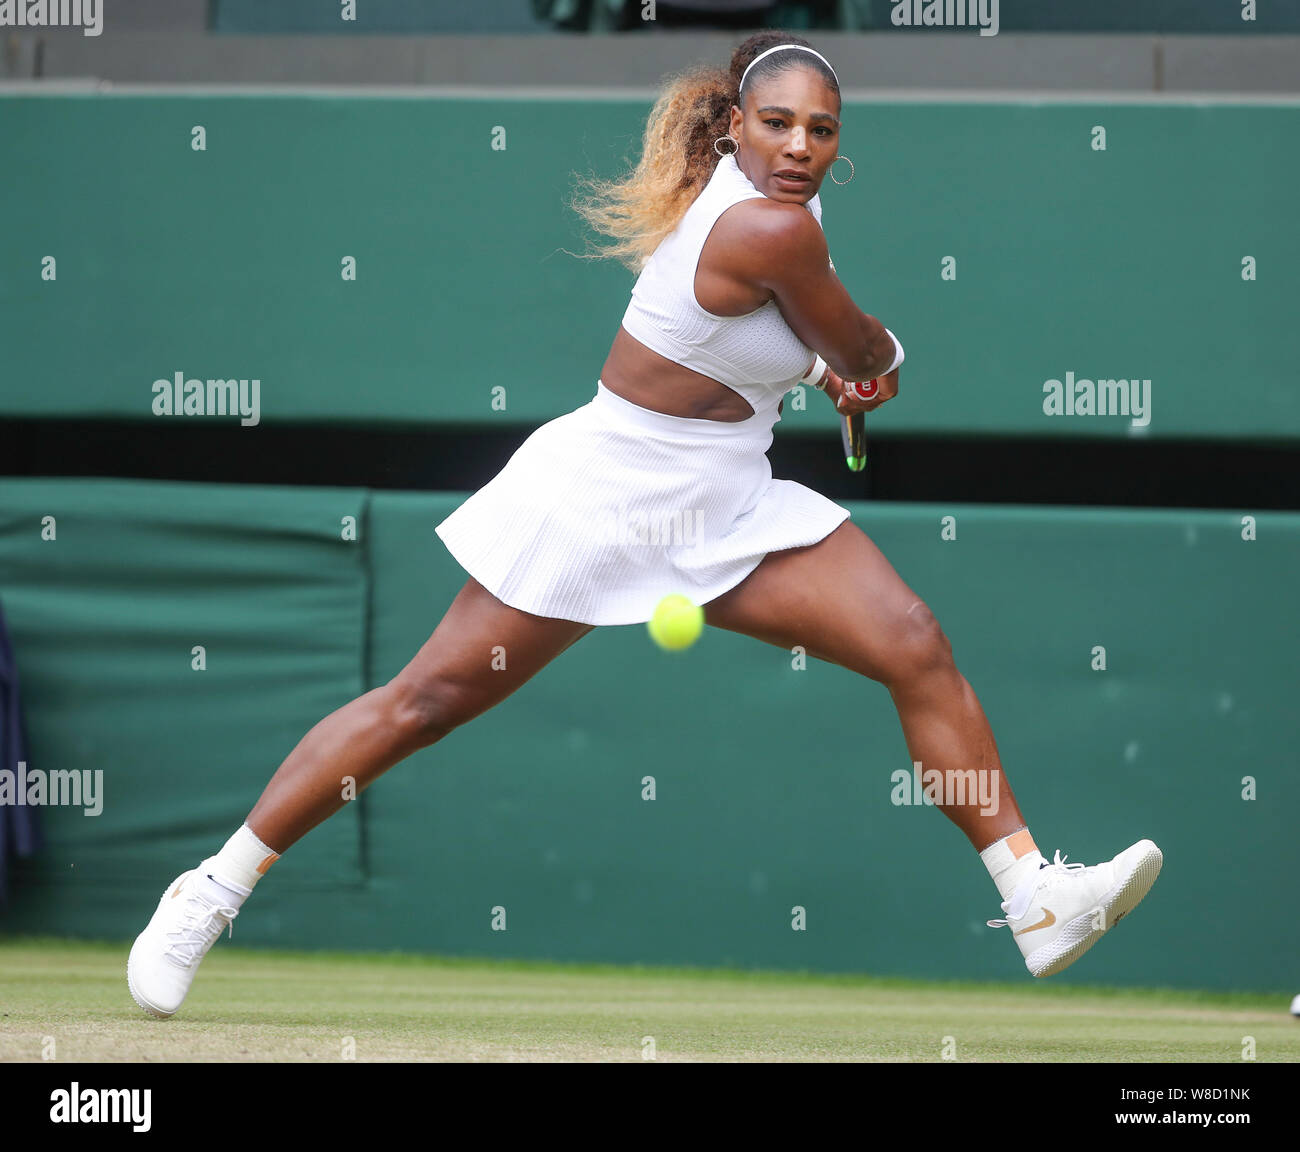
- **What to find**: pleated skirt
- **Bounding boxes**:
[434,380,851,626]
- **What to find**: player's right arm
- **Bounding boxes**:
[737,202,897,384]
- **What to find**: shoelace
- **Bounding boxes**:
[986,850,1086,928]
[164,897,238,967]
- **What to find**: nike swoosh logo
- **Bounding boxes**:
[1014,908,1056,936]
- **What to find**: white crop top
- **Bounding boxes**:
[619,151,830,416]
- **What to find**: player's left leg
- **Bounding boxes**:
[705,519,1022,849]
[703,519,1161,976]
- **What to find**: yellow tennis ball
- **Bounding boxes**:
[648,594,703,651]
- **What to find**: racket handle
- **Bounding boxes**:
[841,413,866,471]
[840,378,876,471]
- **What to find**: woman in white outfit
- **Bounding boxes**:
[128,32,1161,1020]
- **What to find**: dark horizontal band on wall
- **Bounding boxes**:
[1,419,1296,511]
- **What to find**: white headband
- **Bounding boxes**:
[739,44,838,94]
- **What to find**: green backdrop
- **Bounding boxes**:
[1,478,1295,992]
[1,93,1296,439]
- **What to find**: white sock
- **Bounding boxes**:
[198,823,281,910]
[980,828,1047,902]
[197,869,250,910]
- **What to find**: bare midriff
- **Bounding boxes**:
[598,326,759,422]
[598,203,793,423]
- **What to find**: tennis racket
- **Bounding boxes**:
[840,377,878,472]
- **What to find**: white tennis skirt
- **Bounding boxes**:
[434,380,851,626]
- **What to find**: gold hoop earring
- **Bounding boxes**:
[829,155,854,185]
[713,135,739,157]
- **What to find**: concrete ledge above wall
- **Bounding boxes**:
[4,30,1299,92]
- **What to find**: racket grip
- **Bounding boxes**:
[841,413,867,472]
[839,378,875,472]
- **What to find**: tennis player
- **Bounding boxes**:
[128,32,1161,1019]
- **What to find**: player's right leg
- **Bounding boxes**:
[246,577,594,851]
[128,578,594,1018]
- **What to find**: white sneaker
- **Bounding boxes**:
[988,839,1163,977]
[127,869,238,1018]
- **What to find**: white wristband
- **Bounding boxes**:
[883,328,905,375]
[799,354,829,390]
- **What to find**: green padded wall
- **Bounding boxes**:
[0,479,368,927]
[2,478,1296,991]
[1,93,1296,440]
